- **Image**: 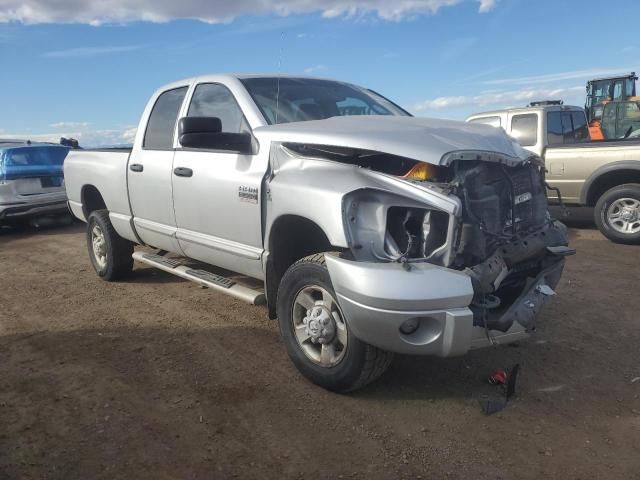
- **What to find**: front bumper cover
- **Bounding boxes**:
[325,248,567,357]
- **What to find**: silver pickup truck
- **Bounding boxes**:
[64,74,572,392]
[467,103,640,244]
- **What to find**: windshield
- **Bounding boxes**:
[240,77,410,125]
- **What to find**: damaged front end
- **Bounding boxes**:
[334,147,572,336]
[444,156,573,333]
[274,139,571,348]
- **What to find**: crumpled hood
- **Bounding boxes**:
[254,115,531,165]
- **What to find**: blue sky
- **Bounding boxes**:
[0,0,638,146]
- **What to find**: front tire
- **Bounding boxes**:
[86,210,134,280]
[276,253,393,392]
[594,184,640,244]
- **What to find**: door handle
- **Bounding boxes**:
[129,163,144,172]
[173,167,193,178]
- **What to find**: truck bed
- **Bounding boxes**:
[64,148,132,222]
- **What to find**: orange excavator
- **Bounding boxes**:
[585,73,637,140]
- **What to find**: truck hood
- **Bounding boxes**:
[253,115,531,165]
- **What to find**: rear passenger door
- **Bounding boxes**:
[128,86,187,253]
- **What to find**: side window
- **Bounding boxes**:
[602,103,618,139]
[625,78,635,98]
[548,111,590,145]
[469,116,501,128]
[510,114,538,146]
[546,112,563,146]
[618,102,640,138]
[187,83,248,134]
[571,112,589,141]
[613,81,623,101]
[561,112,574,143]
[143,87,188,150]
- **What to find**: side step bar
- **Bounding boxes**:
[132,252,266,306]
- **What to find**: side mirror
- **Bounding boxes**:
[178,116,253,153]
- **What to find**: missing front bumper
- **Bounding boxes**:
[473,258,565,333]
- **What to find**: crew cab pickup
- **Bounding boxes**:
[467,103,640,244]
[65,75,571,392]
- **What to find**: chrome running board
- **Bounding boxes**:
[132,251,265,305]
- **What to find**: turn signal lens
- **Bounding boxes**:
[402,162,437,181]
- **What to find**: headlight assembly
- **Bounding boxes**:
[343,189,451,265]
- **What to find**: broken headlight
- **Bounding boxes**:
[343,189,451,265]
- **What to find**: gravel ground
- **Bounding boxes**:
[0,217,638,479]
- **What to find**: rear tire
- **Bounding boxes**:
[86,210,134,281]
[594,184,640,244]
[276,253,393,392]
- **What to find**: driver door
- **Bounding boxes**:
[171,83,266,279]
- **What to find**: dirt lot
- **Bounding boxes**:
[0,217,639,479]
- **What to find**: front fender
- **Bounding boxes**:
[264,143,460,250]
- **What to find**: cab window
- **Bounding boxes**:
[143,87,188,150]
[618,102,640,138]
[571,112,589,141]
[602,103,618,139]
[187,83,249,134]
[546,112,563,146]
[510,114,538,146]
[613,81,624,101]
[547,111,589,145]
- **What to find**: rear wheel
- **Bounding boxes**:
[86,210,134,280]
[276,253,393,392]
[594,184,640,244]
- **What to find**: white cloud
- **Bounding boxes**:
[413,85,584,111]
[303,64,326,74]
[484,67,639,86]
[0,126,137,147]
[477,0,498,13]
[121,127,137,144]
[0,0,497,25]
[49,121,91,128]
[43,45,143,58]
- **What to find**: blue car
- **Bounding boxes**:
[0,141,71,224]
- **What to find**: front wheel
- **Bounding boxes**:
[276,253,393,392]
[86,210,134,280]
[594,184,640,244]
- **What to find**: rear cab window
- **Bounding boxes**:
[143,87,188,150]
[546,110,589,146]
[510,114,538,147]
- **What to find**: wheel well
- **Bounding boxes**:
[586,169,640,206]
[265,215,337,319]
[81,185,107,219]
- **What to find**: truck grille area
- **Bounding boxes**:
[453,161,549,266]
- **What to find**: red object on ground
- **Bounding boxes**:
[489,369,507,385]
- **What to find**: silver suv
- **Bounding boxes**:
[0,141,70,225]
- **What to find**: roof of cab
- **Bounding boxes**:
[467,104,585,119]
[154,73,350,92]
